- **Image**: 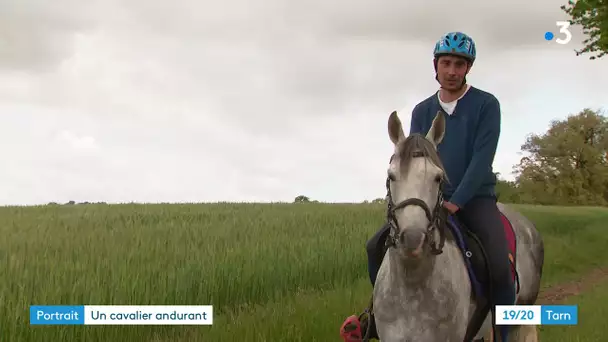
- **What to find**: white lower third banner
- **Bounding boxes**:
[30,305,213,325]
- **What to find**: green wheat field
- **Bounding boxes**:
[2,203,607,341]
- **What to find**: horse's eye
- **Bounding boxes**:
[388,173,396,181]
[435,175,442,183]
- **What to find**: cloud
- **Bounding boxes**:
[0,0,606,205]
[0,0,106,72]
[57,130,98,150]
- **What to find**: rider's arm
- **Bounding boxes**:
[449,96,501,209]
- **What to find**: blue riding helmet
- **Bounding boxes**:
[433,32,476,63]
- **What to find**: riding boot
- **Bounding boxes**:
[494,284,515,342]
[497,325,509,342]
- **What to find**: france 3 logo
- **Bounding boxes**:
[545,21,572,45]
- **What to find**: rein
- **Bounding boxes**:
[384,151,448,255]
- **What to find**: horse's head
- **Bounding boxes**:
[385,110,449,260]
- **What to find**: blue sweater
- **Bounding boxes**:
[409,86,501,208]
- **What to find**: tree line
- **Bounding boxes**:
[496,108,607,206]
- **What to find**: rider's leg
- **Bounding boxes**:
[340,223,390,341]
[366,223,391,285]
[455,196,515,342]
[363,223,390,338]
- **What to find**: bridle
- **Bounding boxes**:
[384,151,448,255]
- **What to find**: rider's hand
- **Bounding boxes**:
[443,201,460,214]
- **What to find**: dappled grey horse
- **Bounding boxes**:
[372,111,544,342]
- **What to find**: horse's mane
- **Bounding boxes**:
[397,134,448,183]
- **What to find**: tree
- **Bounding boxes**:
[561,0,608,59]
[495,173,522,203]
[513,108,608,205]
[294,195,310,203]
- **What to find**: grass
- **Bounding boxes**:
[1,202,607,341]
[538,280,608,341]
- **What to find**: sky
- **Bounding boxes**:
[1,0,607,205]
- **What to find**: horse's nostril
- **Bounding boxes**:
[400,230,425,250]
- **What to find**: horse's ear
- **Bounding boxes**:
[388,111,405,145]
[425,111,445,147]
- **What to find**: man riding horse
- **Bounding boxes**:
[340,31,515,342]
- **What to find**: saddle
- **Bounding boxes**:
[447,211,520,341]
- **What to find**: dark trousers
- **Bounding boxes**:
[366,197,515,333]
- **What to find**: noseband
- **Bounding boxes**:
[384,152,448,255]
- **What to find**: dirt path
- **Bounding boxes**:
[536,267,608,304]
